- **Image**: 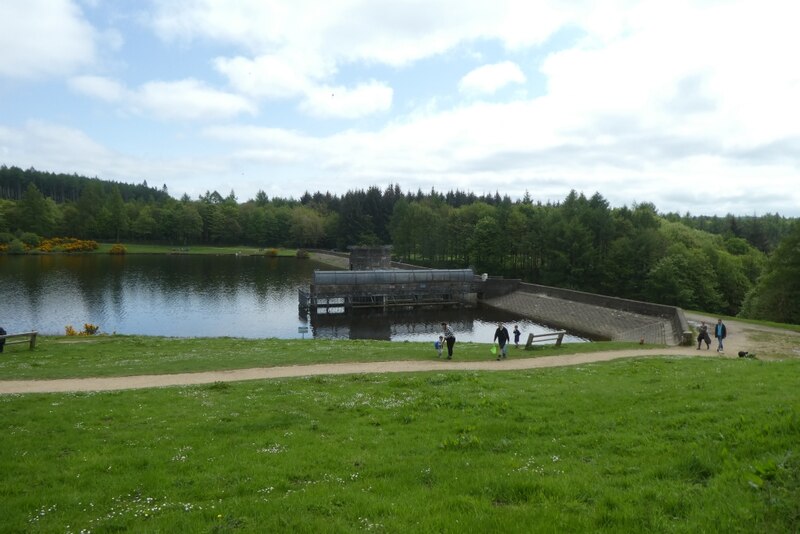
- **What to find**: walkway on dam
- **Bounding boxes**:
[482,291,675,344]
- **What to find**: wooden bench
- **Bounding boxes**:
[525,330,566,349]
[0,331,38,351]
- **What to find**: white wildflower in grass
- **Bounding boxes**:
[84,493,203,527]
[359,516,384,531]
[323,473,346,485]
[28,504,57,524]
[171,445,192,462]
[258,443,286,454]
[515,457,545,475]
[552,455,560,463]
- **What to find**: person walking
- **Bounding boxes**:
[434,335,444,358]
[513,325,521,348]
[494,322,511,360]
[0,326,5,353]
[696,321,711,349]
[714,319,727,352]
[441,322,456,359]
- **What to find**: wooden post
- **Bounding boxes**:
[525,333,534,349]
[555,332,564,347]
[29,332,37,350]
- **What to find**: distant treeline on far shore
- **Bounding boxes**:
[2,165,799,324]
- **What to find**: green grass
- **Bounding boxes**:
[94,243,298,256]
[0,337,649,380]
[1,357,798,532]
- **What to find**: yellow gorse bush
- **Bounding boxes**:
[65,323,100,336]
[39,238,99,253]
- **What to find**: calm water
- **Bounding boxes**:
[0,255,583,342]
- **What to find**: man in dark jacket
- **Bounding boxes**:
[493,323,510,360]
[715,319,727,352]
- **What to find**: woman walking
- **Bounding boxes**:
[441,322,456,359]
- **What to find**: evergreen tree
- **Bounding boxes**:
[740,220,800,324]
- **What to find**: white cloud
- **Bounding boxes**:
[300,81,393,119]
[214,54,320,99]
[134,79,257,120]
[151,0,571,119]
[150,0,569,63]
[0,0,97,79]
[0,120,117,171]
[458,61,526,95]
[69,76,257,121]
[69,75,126,102]
[214,53,390,119]
[0,120,226,196]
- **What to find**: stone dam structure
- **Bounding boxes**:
[306,250,692,346]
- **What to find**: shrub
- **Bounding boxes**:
[38,237,99,253]
[65,324,99,336]
[83,323,99,335]
[7,239,26,254]
[63,239,99,252]
[296,249,310,259]
[0,232,14,244]
[109,243,127,255]
[19,232,41,247]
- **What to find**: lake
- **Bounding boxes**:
[0,255,584,343]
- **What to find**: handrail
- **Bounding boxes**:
[525,330,566,348]
[0,331,38,350]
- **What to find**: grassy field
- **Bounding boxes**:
[1,356,798,532]
[94,243,298,256]
[0,336,647,380]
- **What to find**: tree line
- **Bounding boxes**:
[2,165,798,323]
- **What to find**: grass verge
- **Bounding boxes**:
[0,337,648,380]
[94,243,298,256]
[1,357,798,532]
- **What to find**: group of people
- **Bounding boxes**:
[435,323,457,359]
[435,322,521,360]
[697,319,727,352]
[437,318,731,359]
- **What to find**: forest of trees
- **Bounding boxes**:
[2,165,798,323]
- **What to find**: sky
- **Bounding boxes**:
[1,0,799,216]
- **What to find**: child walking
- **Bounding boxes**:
[434,335,444,358]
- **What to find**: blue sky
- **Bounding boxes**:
[2,0,799,216]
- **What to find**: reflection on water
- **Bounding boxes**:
[1,255,586,342]
[311,306,587,344]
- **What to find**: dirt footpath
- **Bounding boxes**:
[0,314,796,395]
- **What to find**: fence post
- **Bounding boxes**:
[555,332,564,347]
[525,333,534,349]
[29,332,38,350]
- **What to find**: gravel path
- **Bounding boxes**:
[0,313,795,395]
